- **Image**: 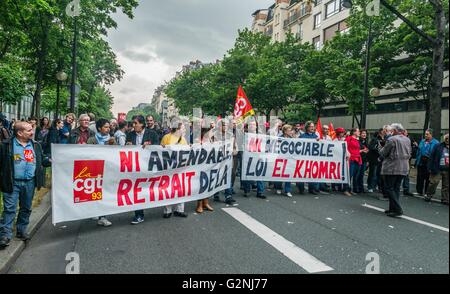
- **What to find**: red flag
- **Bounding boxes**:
[233,85,255,124]
[316,117,323,139]
[329,122,337,140]
[118,113,127,122]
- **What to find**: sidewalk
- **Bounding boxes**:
[0,191,51,274]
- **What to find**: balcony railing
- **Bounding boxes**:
[284,5,312,28]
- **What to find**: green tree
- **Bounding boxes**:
[0,0,138,119]
[127,105,160,121]
[0,63,28,111]
[388,0,449,135]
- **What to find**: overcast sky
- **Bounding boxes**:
[106,0,273,116]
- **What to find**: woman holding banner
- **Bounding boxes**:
[332,128,347,193]
[275,125,303,197]
[88,118,116,227]
[161,122,189,219]
[196,127,215,213]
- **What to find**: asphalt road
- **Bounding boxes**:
[8,181,449,274]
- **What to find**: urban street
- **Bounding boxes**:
[0,0,448,279]
[8,179,448,274]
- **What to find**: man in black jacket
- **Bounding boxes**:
[126,115,160,224]
[367,128,383,193]
[146,115,163,141]
[0,122,50,249]
[69,114,95,144]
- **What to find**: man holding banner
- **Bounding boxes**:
[233,86,266,199]
[299,121,321,195]
[0,122,50,249]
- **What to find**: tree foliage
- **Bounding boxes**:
[126,105,160,122]
[166,1,448,133]
[0,0,139,119]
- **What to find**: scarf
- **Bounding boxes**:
[96,132,111,145]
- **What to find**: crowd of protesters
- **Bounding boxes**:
[0,111,448,249]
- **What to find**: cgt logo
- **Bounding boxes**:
[73,160,105,203]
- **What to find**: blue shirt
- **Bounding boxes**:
[13,138,36,180]
[60,122,71,144]
[416,138,439,166]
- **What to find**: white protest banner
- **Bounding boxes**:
[51,141,233,224]
[242,134,349,183]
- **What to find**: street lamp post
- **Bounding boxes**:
[361,19,373,129]
[55,71,68,119]
[70,17,78,114]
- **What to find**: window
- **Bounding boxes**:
[323,20,348,42]
[300,2,306,16]
[325,0,342,19]
[297,23,304,40]
[313,13,321,29]
[315,0,323,6]
[313,36,321,50]
[323,23,339,42]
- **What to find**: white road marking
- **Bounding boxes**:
[362,204,449,233]
[222,207,334,273]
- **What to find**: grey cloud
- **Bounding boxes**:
[108,0,273,65]
[119,87,137,94]
[121,49,157,63]
[107,0,274,114]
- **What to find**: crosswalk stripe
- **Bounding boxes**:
[222,207,334,273]
[362,203,449,233]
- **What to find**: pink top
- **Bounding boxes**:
[345,136,362,165]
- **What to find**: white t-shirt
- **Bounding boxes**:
[136,130,145,146]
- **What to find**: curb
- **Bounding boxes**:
[0,191,51,274]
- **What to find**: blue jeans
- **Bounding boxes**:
[223,188,233,199]
[307,182,319,193]
[243,181,264,194]
[356,162,367,192]
[0,180,36,239]
[345,161,361,192]
[134,210,144,219]
[275,182,304,193]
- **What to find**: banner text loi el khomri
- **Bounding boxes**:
[242,134,349,184]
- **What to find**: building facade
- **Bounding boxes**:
[252,0,349,48]
[0,95,54,121]
[251,0,449,135]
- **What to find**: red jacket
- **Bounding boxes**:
[345,136,362,165]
